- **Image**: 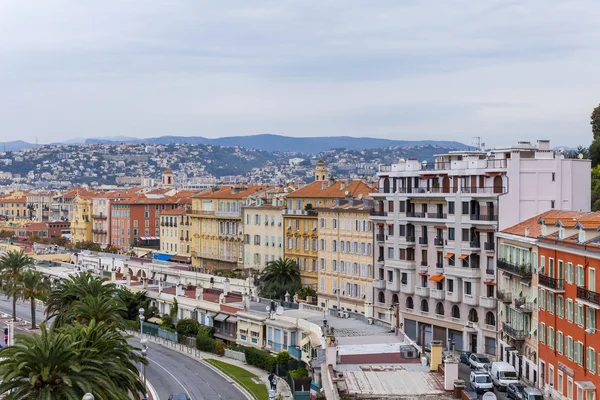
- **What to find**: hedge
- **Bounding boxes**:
[243,346,276,372]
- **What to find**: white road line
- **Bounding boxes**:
[147,357,192,399]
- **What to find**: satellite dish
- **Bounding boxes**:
[276,306,284,315]
[344,190,350,196]
[578,153,584,159]
[357,194,363,200]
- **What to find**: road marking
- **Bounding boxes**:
[147,357,192,399]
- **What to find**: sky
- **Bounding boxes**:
[1,1,599,147]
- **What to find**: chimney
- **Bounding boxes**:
[176,283,184,296]
[158,279,163,294]
[223,278,230,296]
[340,182,345,190]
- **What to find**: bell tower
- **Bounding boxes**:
[315,159,328,181]
[161,167,174,188]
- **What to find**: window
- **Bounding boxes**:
[539,322,545,344]
[551,200,555,208]
[576,304,585,327]
[567,299,574,322]
[548,326,554,349]
[567,336,574,360]
[447,279,454,293]
[575,341,584,366]
[464,281,472,295]
[388,247,394,259]
[587,306,596,331]
[557,331,564,354]
[577,265,585,286]
[462,201,469,215]
[387,270,394,282]
[548,292,555,314]
[448,201,455,214]
[539,289,546,310]
[461,228,469,242]
[567,262,574,284]
[587,347,597,373]
[448,228,455,240]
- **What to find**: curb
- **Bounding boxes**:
[146,378,160,400]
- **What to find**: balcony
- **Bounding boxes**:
[436,262,444,270]
[370,210,388,217]
[484,242,495,252]
[214,327,236,340]
[497,290,512,303]
[427,213,447,219]
[497,260,532,280]
[373,279,386,290]
[502,322,526,341]
[419,237,428,245]
[577,287,600,307]
[376,234,386,242]
[92,214,107,220]
[434,238,444,247]
[444,264,481,279]
[430,288,445,300]
[463,294,479,306]
[215,210,242,218]
[407,212,426,218]
[480,296,497,309]
[485,268,495,276]
[446,290,462,303]
[400,283,414,294]
[469,241,481,249]
[386,280,400,292]
[470,214,499,222]
[539,274,565,292]
[406,235,416,243]
[513,298,533,313]
[415,286,429,297]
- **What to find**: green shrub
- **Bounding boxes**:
[214,341,226,356]
[289,368,308,379]
[276,351,291,366]
[160,314,173,328]
[197,325,214,338]
[196,335,216,352]
[176,319,200,337]
[125,320,139,332]
[244,347,276,372]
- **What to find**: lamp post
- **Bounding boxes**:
[141,337,148,400]
[139,307,145,338]
[82,394,94,400]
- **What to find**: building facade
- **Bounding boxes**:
[315,198,381,315]
[371,140,590,355]
[159,209,192,257]
[242,200,285,272]
[71,193,94,244]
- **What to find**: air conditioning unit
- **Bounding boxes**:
[367,317,374,325]
[466,321,474,328]
[401,350,418,359]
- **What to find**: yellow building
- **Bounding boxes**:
[284,161,374,289]
[190,186,263,273]
[159,209,192,260]
[0,196,27,221]
[71,193,94,244]
[316,199,375,314]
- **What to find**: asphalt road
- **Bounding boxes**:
[0,297,246,400]
[458,362,510,400]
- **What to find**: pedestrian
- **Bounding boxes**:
[272,377,277,391]
[268,372,274,390]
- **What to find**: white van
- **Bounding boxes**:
[490,361,518,391]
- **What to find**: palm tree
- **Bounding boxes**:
[0,321,146,399]
[68,295,127,329]
[0,250,32,322]
[261,258,302,300]
[116,287,149,321]
[15,270,50,329]
[45,272,118,327]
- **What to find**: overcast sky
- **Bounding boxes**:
[1,1,599,147]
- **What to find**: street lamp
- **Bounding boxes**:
[82,394,94,400]
[141,338,148,400]
[138,308,145,337]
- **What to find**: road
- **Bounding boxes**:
[458,362,510,400]
[0,297,246,400]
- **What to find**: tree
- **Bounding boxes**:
[0,321,146,399]
[45,273,119,327]
[0,250,32,322]
[176,318,201,337]
[591,139,600,168]
[68,295,127,329]
[261,258,302,300]
[116,287,149,321]
[593,104,600,139]
[104,244,119,254]
[16,270,50,329]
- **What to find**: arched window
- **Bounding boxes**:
[421,299,429,312]
[378,291,385,303]
[383,178,390,193]
[452,305,460,319]
[406,297,414,310]
[436,302,444,315]
[392,294,399,304]
[485,312,496,326]
[468,308,479,323]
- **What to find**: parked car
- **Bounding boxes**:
[521,386,544,400]
[507,382,526,399]
[469,369,493,394]
[468,353,491,369]
[490,361,518,391]
[459,351,472,364]
[168,394,191,400]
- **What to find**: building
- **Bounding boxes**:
[71,192,95,244]
[0,196,27,220]
[371,140,590,356]
[241,187,292,272]
[190,186,264,273]
[497,210,589,387]
[316,198,379,315]
[158,208,192,262]
[26,192,54,222]
[537,212,600,400]
[162,168,175,189]
[284,161,374,289]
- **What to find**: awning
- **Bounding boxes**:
[377,223,384,227]
[444,253,454,259]
[434,225,447,230]
[485,172,503,177]
[147,317,163,324]
[152,253,173,261]
[484,281,497,286]
[421,175,436,179]
[308,331,321,347]
[459,254,469,260]
[575,381,596,390]
[387,222,394,226]
[213,313,229,322]
[227,316,238,324]
[429,275,445,282]
[300,335,310,347]
[170,255,191,264]
[419,272,430,276]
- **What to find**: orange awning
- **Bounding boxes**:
[484,281,497,286]
[377,223,384,227]
[387,222,394,226]
[444,253,454,259]
[419,272,430,276]
[459,254,469,260]
[429,275,445,282]
[434,225,447,230]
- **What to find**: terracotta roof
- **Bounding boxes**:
[0,197,26,203]
[163,168,173,174]
[285,180,374,199]
[572,212,600,230]
[120,195,190,205]
[502,210,592,237]
[192,185,268,199]
[23,222,48,230]
[160,209,187,216]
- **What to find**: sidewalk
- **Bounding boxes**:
[135,333,293,400]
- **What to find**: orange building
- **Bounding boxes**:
[537,212,600,400]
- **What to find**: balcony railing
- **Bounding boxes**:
[376,234,386,242]
[407,212,426,218]
[577,287,600,307]
[502,322,526,341]
[497,291,512,303]
[427,213,447,219]
[92,214,107,220]
[420,261,428,267]
[282,209,316,217]
[436,262,444,269]
[484,242,495,251]
[470,214,499,221]
[92,229,107,234]
[513,298,533,313]
[370,210,387,217]
[434,238,444,246]
[497,260,532,279]
[469,241,481,249]
[485,268,495,275]
[419,237,428,245]
[214,327,236,338]
[406,236,415,242]
[539,275,564,291]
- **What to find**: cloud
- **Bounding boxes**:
[0,0,599,147]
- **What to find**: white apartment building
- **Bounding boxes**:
[370,140,590,356]
[92,197,111,247]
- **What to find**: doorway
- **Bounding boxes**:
[471,334,477,353]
